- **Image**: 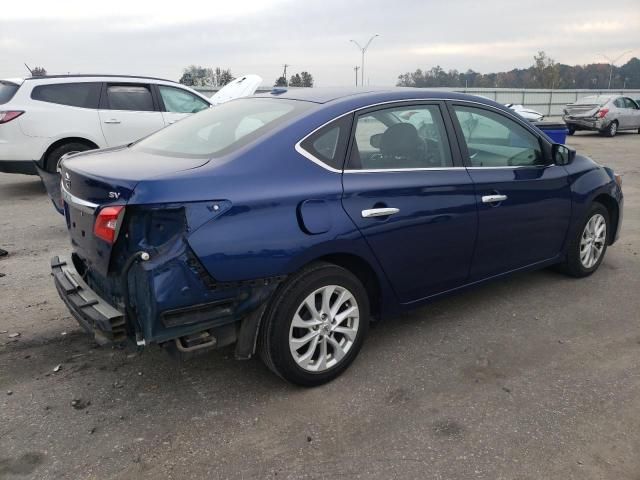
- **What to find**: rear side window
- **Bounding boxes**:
[31,82,101,108]
[158,86,209,113]
[299,115,352,170]
[347,104,453,170]
[105,85,154,111]
[0,81,20,105]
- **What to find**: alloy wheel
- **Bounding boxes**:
[289,285,360,372]
[580,213,607,269]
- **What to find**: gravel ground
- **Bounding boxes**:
[1,131,639,480]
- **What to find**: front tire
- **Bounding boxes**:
[567,126,576,136]
[559,203,609,278]
[258,262,369,386]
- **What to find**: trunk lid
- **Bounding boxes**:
[209,74,262,105]
[60,146,209,274]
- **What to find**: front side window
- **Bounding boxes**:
[453,105,544,167]
[158,86,209,113]
[623,97,639,109]
[133,98,312,158]
[31,82,101,108]
[347,104,453,170]
[105,84,154,111]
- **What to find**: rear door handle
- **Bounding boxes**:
[104,119,121,124]
[361,207,400,218]
[482,194,508,204]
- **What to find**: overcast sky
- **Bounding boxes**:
[1,0,638,86]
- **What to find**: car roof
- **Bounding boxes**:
[21,74,178,83]
[255,87,505,111]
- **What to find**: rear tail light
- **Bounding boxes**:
[0,111,24,124]
[94,206,125,244]
[596,108,609,118]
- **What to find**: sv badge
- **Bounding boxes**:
[108,191,121,199]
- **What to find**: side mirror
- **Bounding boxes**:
[552,144,576,166]
[370,133,382,149]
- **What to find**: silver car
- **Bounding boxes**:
[563,95,640,137]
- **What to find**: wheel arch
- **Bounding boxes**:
[593,193,620,245]
[312,252,383,319]
[40,137,100,170]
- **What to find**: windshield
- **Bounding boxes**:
[133,98,312,158]
[0,81,20,105]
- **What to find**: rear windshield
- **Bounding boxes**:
[0,81,20,105]
[133,98,312,158]
[576,95,611,105]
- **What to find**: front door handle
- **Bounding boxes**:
[104,119,121,124]
[482,194,508,204]
[361,207,400,218]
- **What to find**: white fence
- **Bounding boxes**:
[194,86,640,118]
[446,88,640,117]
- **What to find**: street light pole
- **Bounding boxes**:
[350,34,379,86]
[598,50,632,89]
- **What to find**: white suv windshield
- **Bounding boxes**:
[133,98,311,158]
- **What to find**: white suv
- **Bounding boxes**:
[0,75,213,175]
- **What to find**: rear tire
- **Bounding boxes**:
[557,203,609,278]
[601,121,618,138]
[45,142,94,174]
[258,262,369,386]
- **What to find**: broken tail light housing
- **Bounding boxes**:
[0,111,24,124]
[596,108,609,118]
[94,206,125,244]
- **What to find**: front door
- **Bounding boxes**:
[341,102,478,304]
[449,103,572,281]
[98,83,165,147]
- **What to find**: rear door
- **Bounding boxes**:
[448,103,571,281]
[98,83,165,147]
[340,102,478,303]
[156,85,210,126]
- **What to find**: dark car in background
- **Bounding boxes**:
[563,94,640,137]
[51,88,623,386]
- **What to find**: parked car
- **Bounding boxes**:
[563,95,640,137]
[51,88,623,386]
[0,75,217,176]
[505,103,544,122]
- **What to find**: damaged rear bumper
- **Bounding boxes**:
[51,256,126,344]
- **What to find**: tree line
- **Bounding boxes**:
[274,71,314,87]
[397,52,640,89]
[178,65,235,87]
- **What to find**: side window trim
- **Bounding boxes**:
[445,101,552,169]
[344,100,463,172]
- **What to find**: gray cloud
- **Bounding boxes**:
[1,0,638,86]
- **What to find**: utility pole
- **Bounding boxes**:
[350,34,379,86]
[598,50,632,89]
[354,66,360,86]
[281,64,291,86]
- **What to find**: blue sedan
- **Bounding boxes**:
[52,88,623,385]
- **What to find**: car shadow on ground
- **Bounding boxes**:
[1,265,567,401]
[0,175,45,198]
